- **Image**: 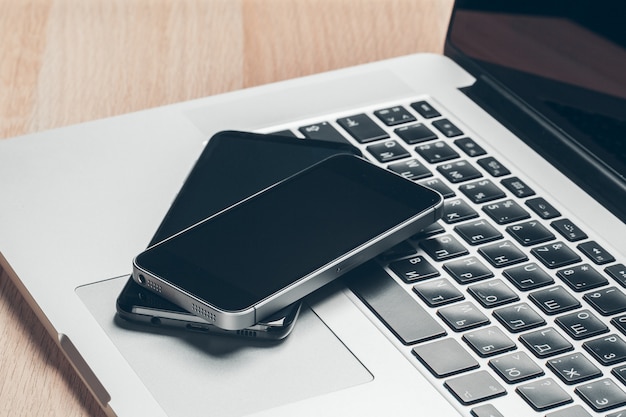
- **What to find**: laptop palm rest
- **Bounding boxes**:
[76,276,372,417]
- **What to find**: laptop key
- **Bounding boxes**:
[551,218,588,242]
[493,302,545,333]
[415,141,459,163]
[506,220,555,246]
[444,371,507,405]
[545,405,592,417]
[477,156,510,177]
[432,118,464,137]
[531,241,582,269]
[299,121,350,144]
[555,309,609,340]
[442,198,478,224]
[454,137,486,157]
[575,378,626,412]
[482,199,530,225]
[388,255,439,283]
[443,256,493,284]
[519,327,573,358]
[526,197,561,219]
[374,106,416,126]
[419,234,469,262]
[478,240,528,268]
[419,177,456,198]
[412,338,478,377]
[556,264,608,292]
[547,352,602,384]
[437,160,482,183]
[583,334,626,366]
[612,315,626,336]
[489,351,544,383]
[387,158,432,180]
[583,286,626,316]
[470,404,504,417]
[460,179,506,204]
[578,240,616,265]
[366,139,410,162]
[500,176,536,198]
[468,278,519,308]
[438,301,490,332]
[413,278,464,307]
[529,285,581,315]
[606,264,626,287]
[337,113,389,143]
[345,262,446,345]
[463,326,516,357]
[516,378,572,411]
[503,262,554,291]
[454,219,503,246]
[410,100,441,118]
[394,123,438,144]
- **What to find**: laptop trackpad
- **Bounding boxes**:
[76,276,372,417]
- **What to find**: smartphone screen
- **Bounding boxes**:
[117,131,361,336]
[134,154,442,328]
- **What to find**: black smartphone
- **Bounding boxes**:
[116,131,361,339]
[133,154,444,331]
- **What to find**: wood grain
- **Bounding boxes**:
[0,1,452,415]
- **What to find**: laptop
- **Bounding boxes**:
[1,0,625,416]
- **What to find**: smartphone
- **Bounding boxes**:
[133,154,443,331]
[117,131,360,339]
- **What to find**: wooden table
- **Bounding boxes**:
[0,1,452,415]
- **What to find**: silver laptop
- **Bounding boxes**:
[1,1,625,416]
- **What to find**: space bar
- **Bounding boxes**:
[345,261,446,345]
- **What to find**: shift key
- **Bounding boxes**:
[345,261,446,345]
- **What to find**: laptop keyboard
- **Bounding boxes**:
[267,98,626,416]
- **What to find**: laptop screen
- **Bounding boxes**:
[445,0,626,221]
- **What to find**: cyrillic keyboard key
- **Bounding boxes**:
[468,278,519,308]
[415,141,459,163]
[437,160,482,183]
[519,327,573,358]
[442,198,478,224]
[583,334,626,366]
[345,262,446,345]
[410,100,441,118]
[463,326,516,358]
[546,405,592,417]
[478,240,528,268]
[444,256,494,284]
[419,234,469,262]
[606,264,626,287]
[454,219,503,246]
[529,285,581,315]
[471,404,504,417]
[413,278,464,307]
[412,338,478,377]
[555,309,608,340]
[516,378,572,411]
[337,113,389,143]
[489,351,544,383]
[387,158,432,180]
[503,262,554,291]
[445,371,506,405]
[388,255,439,283]
[438,301,490,332]
[547,352,602,384]
[493,302,545,333]
[576,378,626,412]
[419,177,455,198]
